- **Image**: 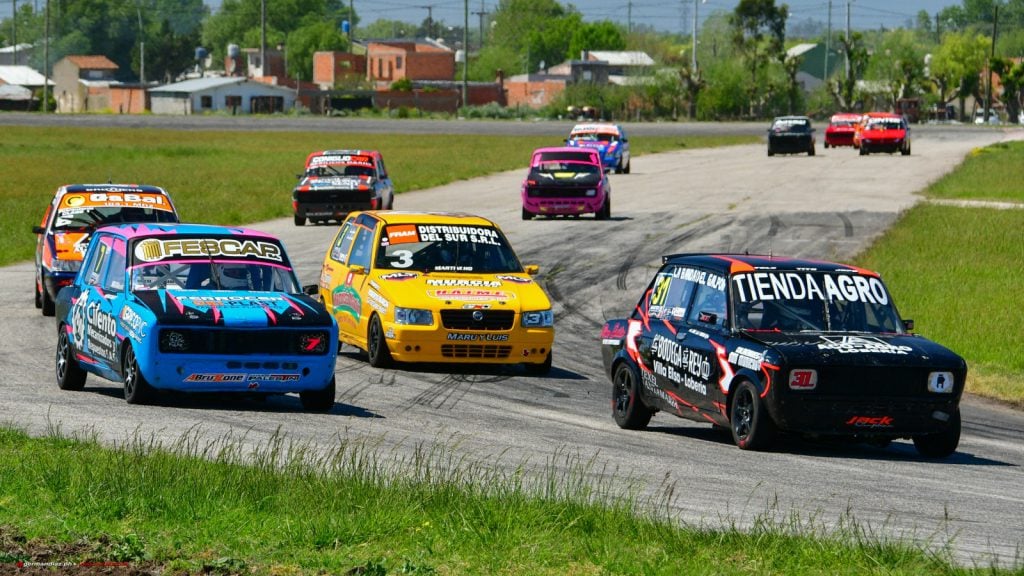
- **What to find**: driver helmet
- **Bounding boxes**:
[216,264,252,289]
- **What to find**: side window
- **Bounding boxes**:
[99,238,127,293]
[377,157,388,179]
[688,282,727,329]
[329,221,357,264]
[349,225,376,269]
[84,239,109,287]
[639,265,698,323]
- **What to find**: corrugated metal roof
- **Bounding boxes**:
[0,43,32,55]
[0,84,32,100]
[787,43,818,58]
[149,76,296,94]
[0,65,52,86]
[587,51,655,67]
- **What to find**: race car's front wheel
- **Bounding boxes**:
[623,158,631,174]
[912,408,960,458]
[56,327,86,391]
[367,314,393,368]
[612,362,653,430]
[596,197,610,220]
[300,376,336,412]
[730,380,776,450]
[122,345,153,405]
[524,350,552,376]
[34,279,42,309]
[521,207,534,220]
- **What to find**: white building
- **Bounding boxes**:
[148,76,297,115]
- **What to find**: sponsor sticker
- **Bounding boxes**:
[429,289,511,301]
[134,238,282,263]
[387,225,419,245]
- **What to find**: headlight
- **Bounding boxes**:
[927,371,955,394]
[521,310,554,327]
[395,307,434,326]
[50,258,82,273]
[585,189,597,197]
[160,329,191,352]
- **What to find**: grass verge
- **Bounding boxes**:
[854,141,1024,405]
[0,425,1000,575]
[0,126,755,267]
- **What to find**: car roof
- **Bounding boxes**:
[661,253,880,277]
[92,222,278,241]
[353,210,499,228]
[829,113,861,122]
[56,183,170,197]
[570,123,622,134]
[533,146,596,154]
[772,115,811,121]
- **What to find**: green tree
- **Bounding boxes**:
[357,19,416,40]
[287,21,349,81]
[729,0,788,117]
[991,56,1023,123]
[865,29,927,108]
[929,30,988,121]
[831,31,869,111]
[567,21,626,60]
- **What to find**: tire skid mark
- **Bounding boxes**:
[408,373,471,410]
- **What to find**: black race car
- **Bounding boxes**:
[600,254,966,457]
[767,116,816,156]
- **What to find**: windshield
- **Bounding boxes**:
[867,119,903,130]
[533,161,601,177]
[376,224,523,274]
[731,271,904,334]
[772,119,810,132]
[54,205,177,231]
[130,261,300,293]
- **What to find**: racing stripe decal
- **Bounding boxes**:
[262,305,278,325]
[710,339,735,394]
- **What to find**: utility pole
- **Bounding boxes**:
[260,0,266,76]
[420,5,434,38]
[627,1,632,35]
[986,5,998,123]
[692,0,699,75]
[42,0,48,112]
[845,0,851,81]
[824,0,831,83]
[349,0,354,41]
[462,0,468,109]
[135,2,145,85]
[11,0,15,65]
[472,1,488,51]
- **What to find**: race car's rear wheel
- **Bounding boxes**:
[56,326,86,391]
[521,207,534,220]
[300,376,336,412]
[41,284,55,317]
[859,146,868,156]
[524,350,552,376]
[808,145,815,156]
[367,314,393,368]
[34,278,42,309]
[122,345,153,405]
[294,214,306,226]
[623,159,631,174]
[912,408,960,458]
[596,197,610,220]
[612,362,653,430]
[730,380,776,450]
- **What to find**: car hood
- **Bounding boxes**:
[134,290,333,327]
[367,271,551,312]
[743,331,965,369]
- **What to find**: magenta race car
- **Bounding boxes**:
[520,147,611,220]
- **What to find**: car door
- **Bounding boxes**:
[321,214,379,347]
[71,234,122,374]
[636,264,700,413]
[680,270,731,414]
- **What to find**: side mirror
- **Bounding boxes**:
[523,264,540,276]
[302,284,318,295]
[902,319,915,331]
[32,225,45,234]
[349,265,366,275]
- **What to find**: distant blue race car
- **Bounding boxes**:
[54,223,339,410]
[565,123,631,174]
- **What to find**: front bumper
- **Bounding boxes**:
[383,322,553,365]
[523,196,604,216]
[144,353,337,393]
[770,395,960,437]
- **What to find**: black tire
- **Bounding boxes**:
[524,350,552,375]
[34,279,42,309]
[913,409,960,458]
[767,147,774,157]
[294,214,306,226]
[824,142,829,149]
[122,345,153,405]
[300,376,336,412]
[859,146,868,156]
[614,160,623,174]
[623,158,631,174]
[521,206,534,220]
[56,326,86,391]
[41,284,55,317]
[611,362,653,430]
[730,380,776,450]
[596,196,610,220]
[366,314,393,368]
[901,145,911,156]
[808,145,815,156]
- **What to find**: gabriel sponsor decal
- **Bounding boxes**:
[733,272,889,305]
[381,271,418,281]
[185,373,247,383]
[247,374,301,382]
[429,289,511,301]
[816,335,912,355]
[496,275,532,284]
[134,238,282,263]
[426,278,501,288]
[416,225,502,245]
[60,192,169,209]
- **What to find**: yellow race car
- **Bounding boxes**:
[318,211,555,373]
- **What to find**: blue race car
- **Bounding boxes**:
[565,123,631,174]
[54,223,339,410]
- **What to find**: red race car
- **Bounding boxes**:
[823,113,861,148]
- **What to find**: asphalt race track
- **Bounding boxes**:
[2,117,1023,567]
